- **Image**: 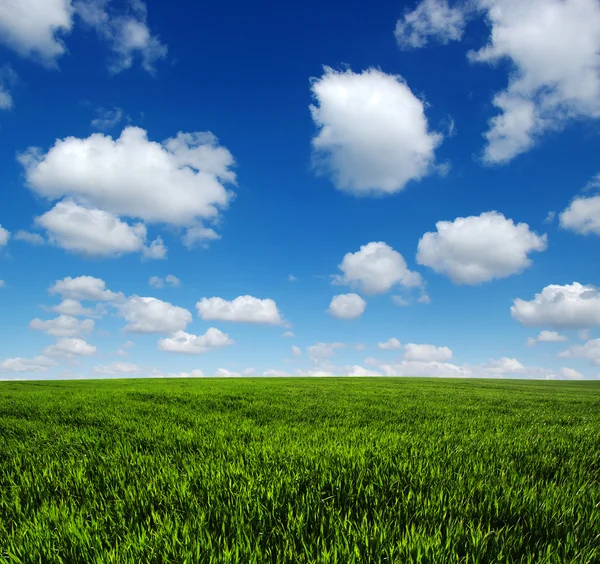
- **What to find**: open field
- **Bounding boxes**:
[1,377,599,563]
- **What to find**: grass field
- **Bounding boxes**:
[1,377,599,563]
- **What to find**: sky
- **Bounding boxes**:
[1,0,600,380]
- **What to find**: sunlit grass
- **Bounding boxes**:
[1,377,599,563]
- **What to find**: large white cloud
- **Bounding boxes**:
[0,355,57,372]
[512,283,600,329]
[120,296,192,334]
[35,200,156,258]
[469,0,600,163]
[309,67,442,195]
[404,343,452,362]
[326,293,366,320]
[559,195,600,236]
[417,211,547,284]
[18,127,236,244]
[334,242,423,294]
[29,314,94,337]
[559,338,600,366]
[196,295,284,325]
[44,337,97,357]
[479,357,525,375]
[395,0,468,49]
[49,276,122,302]
[158,328,234,354]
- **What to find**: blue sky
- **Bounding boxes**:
[1,0,600,379]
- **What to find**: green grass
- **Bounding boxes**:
[1,377,599,563]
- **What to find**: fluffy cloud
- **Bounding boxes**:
[36,200,151,257]
[344,365,383,376]
[158,328,234,354]
[93,362,142,375]
[214,368,241,377]
[44,337,97,357]
[263,369,289,376]
[404,343,452,362]
[559,195,600,236]
[334,242,423,294]
[479,357,524,375]
[417,212,547,284]
[142,236,167,260]
[52,299,98,317]
[120,296,192,334]
[395,0,467,49]
[149,274,180,289]
[307,342,346,362]
[19,127,236,246]
[13,230,45,245]
[469,0,600,163]
[296,369,335,377]
[49,276,122,302]
[29,314,94,337]
[0,0,72,65]
[309,67,442,195]
[380,360,470,378]
[558,367,585,380]
[377,338,402,350]
[0,355,57,372]
[196,295,284,325]
[526,330,568,346]
[74,0,167,74]
[326,293,366,319]
[511,283,600,329]
[559,338,600,366]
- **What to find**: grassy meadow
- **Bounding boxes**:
[0,377,599,563]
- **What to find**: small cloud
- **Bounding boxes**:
[13,230,45,245]
[544,211,556,224]
[282,331,295,338]
[288,274,297,282]
[91,107,124,130]
[377,338,402,350]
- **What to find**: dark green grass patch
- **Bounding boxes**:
[1,377,599,563]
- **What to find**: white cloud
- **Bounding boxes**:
[526,330,568,346]
[0,64,16,110]
[19,127,236,245]
[0,0,72,65]
[559,338,600,366]
[142,236,167,260]
[214,368,241,377]
[263,369,289,376]
[196,295,284,325]
[344,365,383,376]
[149,276,164,289]
[36,200,148,257]
[116,340,134,357]
[377,338,403,350]
[181,225,221,248]
[49,275,122,302]
[511,282,600,329]
[282,331,295,338]
[334,242,423,294]
[149,274,179,289]
[479,357,524,375]
[291,345,301,357]
[559,195,600,236]
[13,230,45,245]
[0,355,57,372]
[51,299,98,317]
[30,314,94,337]
[91,107,124,130]
[165,274,180,287]
[296,369,335,377]
[417,211,547,284]
[307,342,346,362]
[559,367,585,380]
[469,0,600,163]
[380,360,470,377]
[404,343,452,362]
[74,0,166,74]
[45,337,97,357]
[0,225,10,249]
[395,0,468,49]
[309,67,442,195]
[93,362,142,375]
[326,293,366,320]
[158,328,234,354]
[120,296,192,334]
[392,296,410,307]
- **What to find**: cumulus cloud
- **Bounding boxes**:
[263,369,289,376]
[307,342,346,362]
[559,195,600,236]
[18,127,236,248]
[142,236,167,260]
[511,282,600,329]
[479,357,524,375]
[93,362,142,375]
[296,369,335,377]
[52,299,98,317]
[74,0,167,74]
[30,314,94,337]
[404,343,452,362]
[559,367,585,380]
[196,295,284,325]
[0,225,9,248]
[526,330,568,346]
[344,365,383,376]
[35,200,149,257]
[158,328,234,354]
[395,0,468,49]
[91,106,124,130]
[0,355,57,373]
[417,211,547,284]
[469,0,600,163]
[326,293,366,319]
[377,338,403,350]
[49,275,122,302]
[559,338,600,366]
[44,337,97,357]
[214,368,241,377]
[149,274,180,289]
[334,242,423,294]
[380,360,470,378]
[309,67,442,195]
[120,296,192,334]
[13,230,45,245]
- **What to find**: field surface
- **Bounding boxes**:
[1,377,599,563]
